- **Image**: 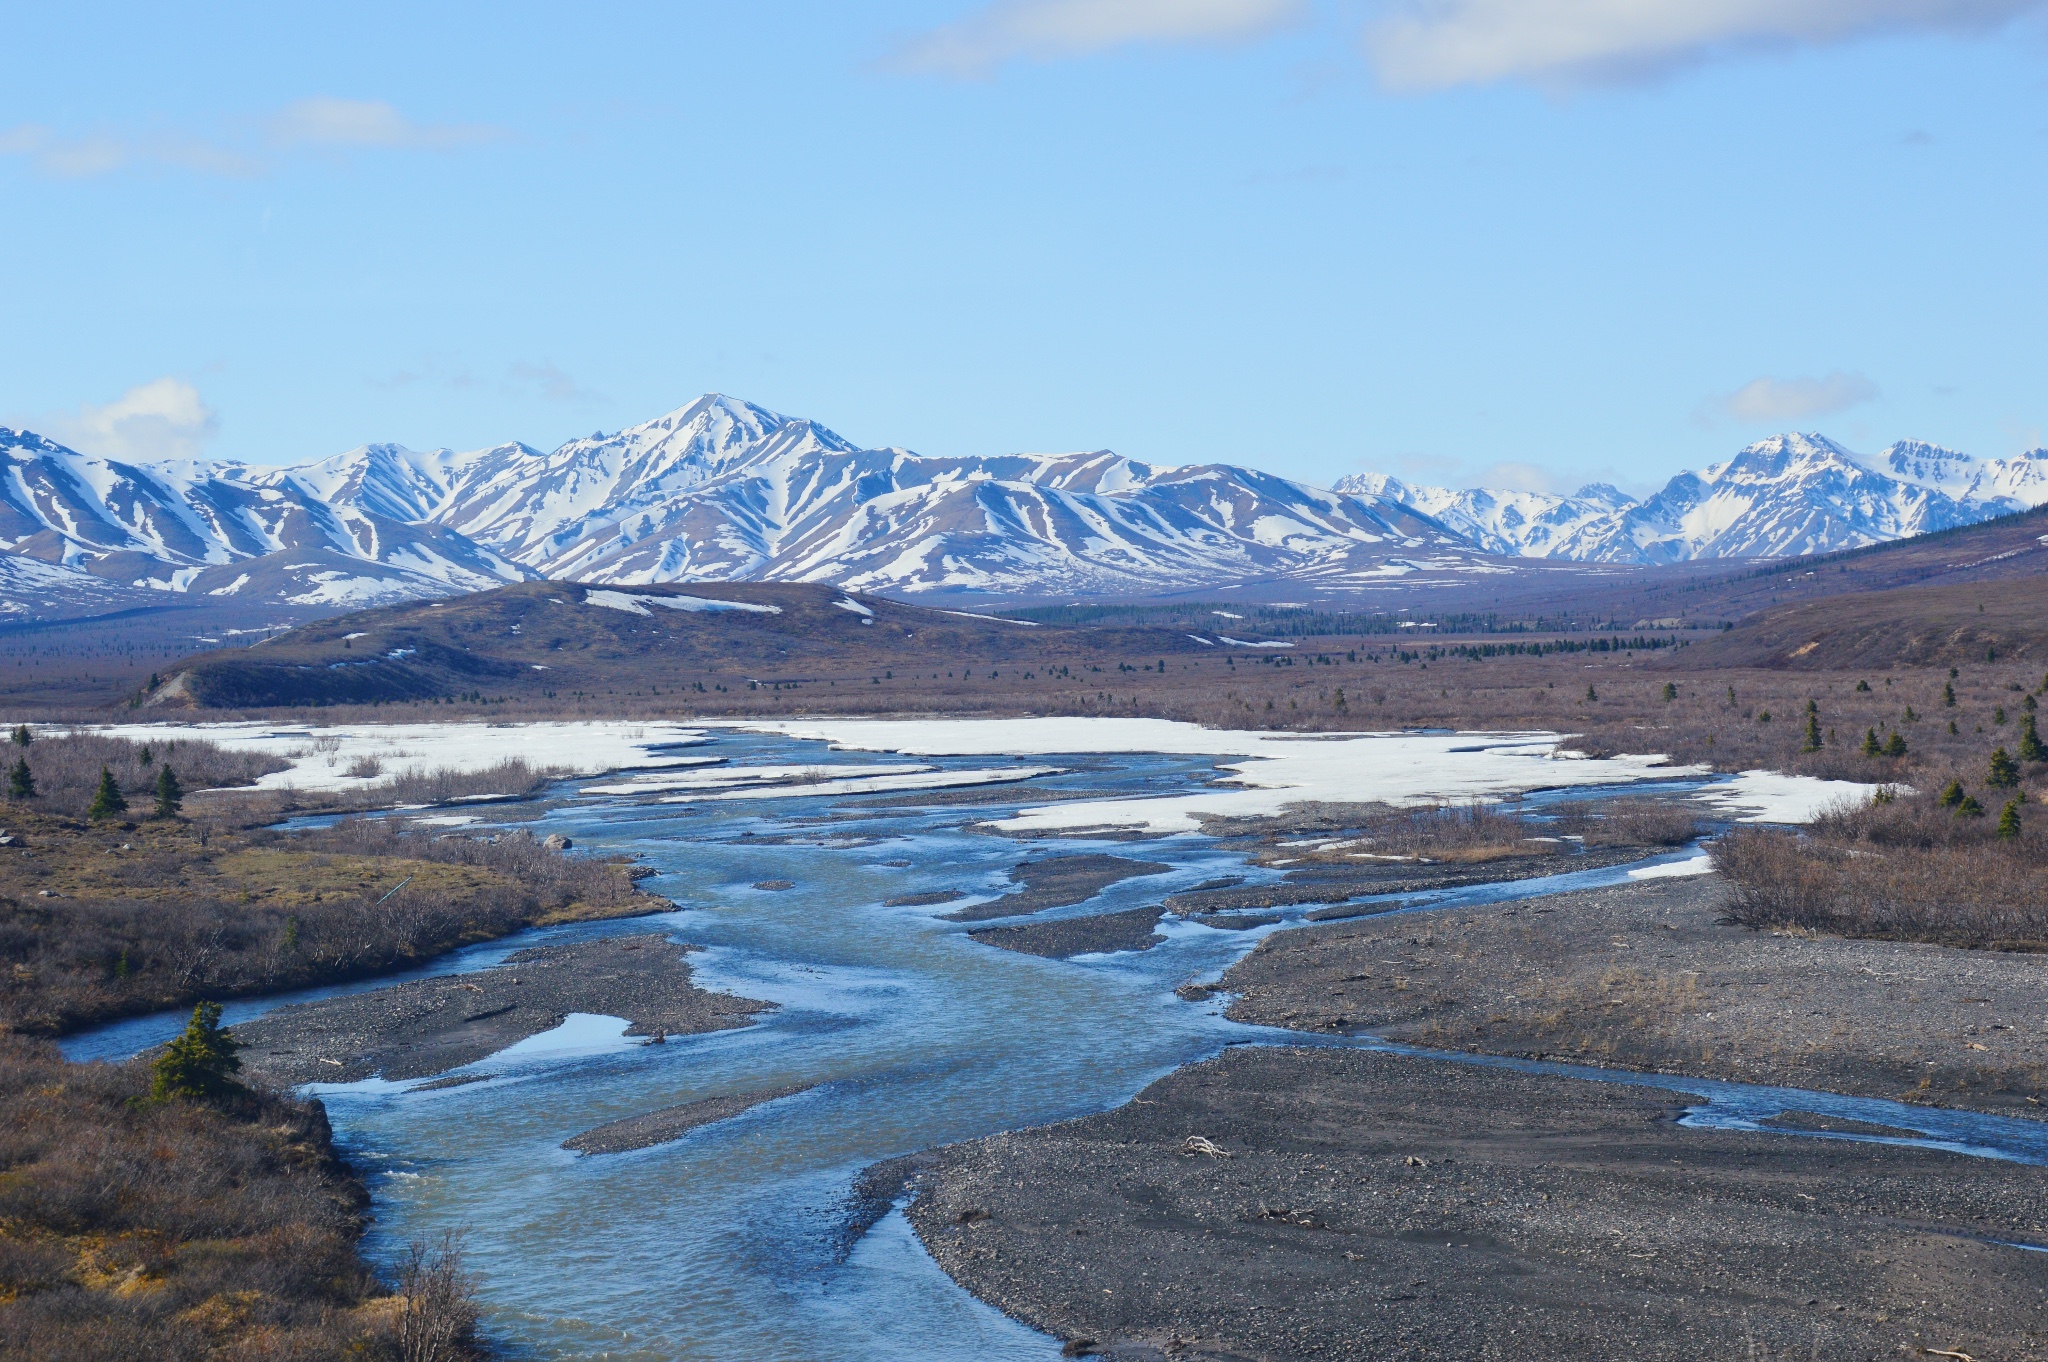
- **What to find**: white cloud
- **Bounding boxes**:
[0,124,261,179]
[507,361,602,404]
[894,0,1306,76]
[1705,372,1878,424]
[267,98,505,150]
[41,379,220,462]
[0,100,503,180]
[1365,0,2046,92]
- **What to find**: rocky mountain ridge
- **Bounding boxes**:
[4,399,2040,622]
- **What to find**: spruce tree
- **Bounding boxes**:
[1956,793,1987,818]
[1998,798,2023,841]
[1662,683,1678,701]
[1861,728,1882,757]
[1802,711,1823,752]
[1989,747,2022,789]
[1883,732,1908,758]
[150,1001,244,1104]
[2020,714,2047,764]
[153,764,182,818]
[8,724,28,747]
[1939,780,1965,808]
[87,766,127,820]
[1943,682,1957,707]
[5,758,32,800]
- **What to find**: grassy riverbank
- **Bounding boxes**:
[0,730,672,1360]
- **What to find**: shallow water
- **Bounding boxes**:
[63,732,2048,1360]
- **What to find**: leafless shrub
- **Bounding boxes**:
[381,758,561,805]
[1,731,286,818]
[1715,824,2048,948]
[347,754,386,779]
[397,1230,480,1362]
[1554,797,1703,847]
[0,814,657,1035]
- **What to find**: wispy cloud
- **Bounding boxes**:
[1364,0,2047,92]
[507,361,603,405]
[0,124,263,179]
[268,98,506,151]
[1702,372,1879,425]
[893,0,1306,76]
[0,99,507,180]
[39,379,219,462]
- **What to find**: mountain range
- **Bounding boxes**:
[3,396,2043,621]
[1340,433,2048,564]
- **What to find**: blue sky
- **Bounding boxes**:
[2,1,2044,495]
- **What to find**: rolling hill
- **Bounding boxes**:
[142,581,1232,710]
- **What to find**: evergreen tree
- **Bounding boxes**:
[1662,682,1678,701]
[5,758,33,800]
[1585,684,1598,701]
[1998,798,2023,841]
[8,724,29,747]
[1956,793,1987,818]
[1861,728,1882,757]
[150,1001,245,1104]
[1943,682,1957,707]
[1855,679,1871,692]
[1802,711,1823,753]
[87,766,127,819]
[2020,714,2047,764]
[1989,747,2022,789]
[1939,780,1966,808]
[1883,732,1908,758]
[153,764,183,818]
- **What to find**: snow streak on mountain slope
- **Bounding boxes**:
[10,393,2048,613]
[0,426,527,609]
[415,397,1471,595]
[1343,433,2048,564]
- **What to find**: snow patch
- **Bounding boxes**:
[721,717,1704,834]
[585,590,781,616]
[1691,771,1897,824]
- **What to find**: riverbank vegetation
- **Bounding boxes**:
[0,752,667,1035]
[1716,777,2048,949]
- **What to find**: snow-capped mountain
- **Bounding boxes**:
[8,396,2045,617]
[0,426,528,609]
[1340,433,2048,564]
[0,397,1474,609]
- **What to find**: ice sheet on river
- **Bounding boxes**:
[727,718,1705,833]
[87,719,711,792]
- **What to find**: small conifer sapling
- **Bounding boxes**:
[153,764,182,818]
[1998,798,2023,841]
[1989,747,2022,789]
[150,1001,245,1104]
[87,766,127,819]
[5,758,33,800]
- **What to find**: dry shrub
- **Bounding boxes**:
[0,815,659,1035]
[378,758,560,805]
[1554,797,1704,848]
[1715,823,2048,948]
[0,1033,401,1360]
[1,731,286,819]
[1355,802,1562,862]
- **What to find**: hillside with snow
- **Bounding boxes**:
[4,398,2043,619]
[1337,433,2048,564]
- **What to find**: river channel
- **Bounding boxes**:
[61,729,2048,1360]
